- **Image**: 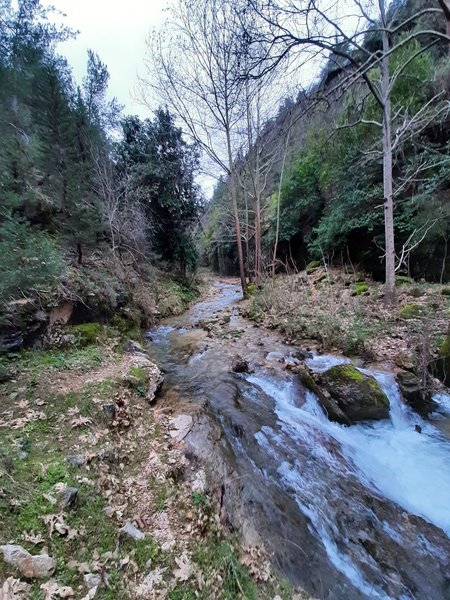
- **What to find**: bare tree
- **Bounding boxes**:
[247,0,450,303]
[140,0,249,294]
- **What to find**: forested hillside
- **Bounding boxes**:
[0,0,201,351]
[201,0,450,286]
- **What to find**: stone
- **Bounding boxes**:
[125,359,164,404]
[429,327,450,387]
[314,364,389,423]
[231,355,249,373]
[396,371,436,416]
[66,454,85,468]
[0,545,56,579]
[169,414,193,442]
[400,303,425,320]
[61,487,78,509]
[119,521,145,541]
[49,302,73,327]
[394,351,414,371]
[191,469,207,493]
[83,573,101,589]
[125,340,145,354]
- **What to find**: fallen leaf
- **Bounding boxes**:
[22,532,45,545]
[0,577,30,600]
[173,552,193,582]
[39,580,74,599]
[70,416,92,429]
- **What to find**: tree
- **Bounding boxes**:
[141,0,249,294]
[246,0,450,303]
[116,110,201,278]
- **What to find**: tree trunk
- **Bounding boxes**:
[272,125,291,277]
[380,2,396,305]
[77,243,83,265]
[225,123,247,295]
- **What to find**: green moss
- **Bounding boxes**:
[70,322,103,346]
[127,366,148,396]
[439,334,450,359]
[400,303,425,319]
[306,260,321,273]
[326,364,365,382]
[351,282,368,296]
[246,283,257,297]
[396,275,414,286]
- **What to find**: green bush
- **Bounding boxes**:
[0,217,64,302]
[70,323,103,346]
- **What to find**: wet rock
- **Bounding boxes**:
[317,364,389,423]
[396,371,436,416]
[66,454,85,468]
[169,414,193,442]
[429,327,450,387]
[119,521,145,540]
[0,545,56,579]
[125,340,145,354]
[415,424,422,433]
[394,351,414,371]
[61,487,78,509]
[231,355,249,373]
[296,364,352,425]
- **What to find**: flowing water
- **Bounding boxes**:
[146,280,450,600]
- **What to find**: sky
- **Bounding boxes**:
[43,0,169,118]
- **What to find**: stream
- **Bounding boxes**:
[145,280,450,600]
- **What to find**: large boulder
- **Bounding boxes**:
[396,370,436,416]
[298,364,389,424]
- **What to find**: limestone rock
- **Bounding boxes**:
[318,364,389,423]
[169,414,193,442]
[231,355,249,373]
[0,545,56,579]
[119,521,145,541]
[396,371,436,416]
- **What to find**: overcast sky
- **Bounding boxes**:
[43,0,169,118]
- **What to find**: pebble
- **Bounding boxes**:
[119,521,145,540]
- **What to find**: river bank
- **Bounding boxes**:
[0,278,300,599]
[2,275,450,599]
[144,278,450,600]
[245,267,450,373]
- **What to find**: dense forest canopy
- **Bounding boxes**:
[194,0,450,290]
[0,0,202,346]
[0,0,449,347]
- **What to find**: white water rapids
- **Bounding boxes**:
[248,356,450,598]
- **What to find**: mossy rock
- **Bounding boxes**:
[351,282,369,296]
[319,364,389,422]
[70,322,103,346]
[126,366,148,396]
[400,304,425,320]
[430,332,450,387]
[306,260,321,273]
[396,371,436,416]
[442,288,450,297]
[396,275,414,286]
